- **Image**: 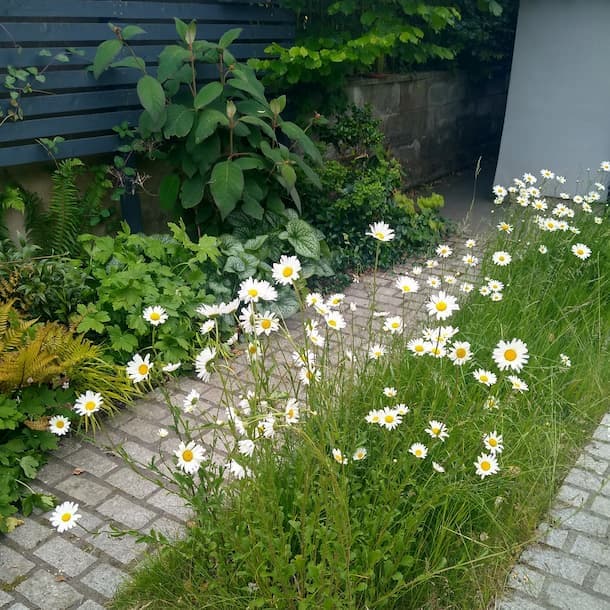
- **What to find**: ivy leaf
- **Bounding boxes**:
[210,161,244,220]
[137,75,166,122]
[92,39,123,79]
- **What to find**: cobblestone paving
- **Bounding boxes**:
[1,236,608,609]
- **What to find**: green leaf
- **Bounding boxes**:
[20,456,39,479]
[210,161,244,220]
[174,18,188,42]
[110,56,146,72]
[279,121,322,164]
[242,197,265,220]
[159,174,181,210]
[234,155,265,171]
[180,174,205,209]
[294,156,322,189]
[195,109,229,143]
[164,104,195,138]
[280,164,297,190]
[270,95,286,114]
[92,39,123,79]
[107,326,139,352]
[194,81,224,110]
[121,25,146,40]
[137,75,166,122]
[219,28,242,49]
[282,219,320,259]
[239,115,277,141]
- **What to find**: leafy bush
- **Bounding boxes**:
[303,106,447,273]
[92,21,322,235]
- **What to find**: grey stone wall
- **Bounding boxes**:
[346,71,508,185]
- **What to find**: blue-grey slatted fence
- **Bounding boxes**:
[0,0,294,166]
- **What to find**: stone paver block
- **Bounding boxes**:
[34,537,96,577]
[150,516,184,540]
[520,545,591,585]
[576,452,610,476]
[36,460,76,486]
[121,440,157,465]
[128,400,173,424]
[64,447,119,478]
[587,440,610,462]
[87,530,141,565]
[147,489,191,521]
[537,523,570,550]
[106,468,159,499]
[551,507,608,539]
[496,594,548,610]
[0,547,35,584]
[571,535,610,568]
[593,569,610,598]
[117,417,164,444]
[6,518,53,550]
[0,591,13,607]
[96,495,156,529]
[544,580,610,610]
[83,563,128,598]
[557,485,590,507]
[77,601,106,610]
[15,568,83,609]
[591,495,610,518]
[564,468,605,493]
[506,564,546,597]
[593,425,610,442]
[6,604,30,610]
[55,475,112,506]
[52,439,82,459]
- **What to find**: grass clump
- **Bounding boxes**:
[109,175,609,609]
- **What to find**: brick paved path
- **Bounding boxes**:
[1,237,608,609]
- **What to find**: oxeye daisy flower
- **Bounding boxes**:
[195,347,216,382]
[449,341,472,365]
[74,390,103,416]
[594,216,603,224]
[395,403,410,415]
[306,292,323,307]
[461,282,474,293]
[432,461,445,473]
[492,185,507,198]
[487,279,504,292]
[353,447,367,461]
[314,302,330,316]
[272,255,301,285]
[325,311,346,331]
[540,169,554,179]
[532,199,548,211]
[474,453,499,479]
[227,459,251,479]
[367,221,395,242]
[238,305,256,334]
[49,501,81,533]
[48,415,71,436]
[444,275,457,285]
[383,316,404,334]
[368,344,386,360]
[182,390,200,413]
[175,441,206,475]
[365,409,383,425]
[284,399,300,424]
[600,161,610,172]
[556,175,566,184]
[425,420,449,441]
[425,259,439,269]
[479,285,492,296]
[492,339,529,372]
[426,291,459,321]
[142,305,168,326]
[162,362,181,373]
[427,276,442,289]
[582,202,593,213]
[523,172,536,184]
[246,341,261,362]
[395,276,420,294]
[292,350,315,369]
[238,277,277,303]
[197,303,222,318]
[383,387,397,398]
[254,311,280,336]
[126,353,153,383]
[407,338,430,356]
[497,222,513,234]
[380,407,402,430]
[508,375,529,392]
[483,431,504,454]
[409,443,428,459]
[299,366,320,385]
[490,292,503,302]
[158,428,169,438]
[560,353,572,367]
[238,439,255,457]
[571,243,591,260]
[428,344,447,358]
[436,244,453,258]
[483,396,500,410]
[307,328,325,347]
[327,293,345,308]
[412,265,423,275]
[200,320,216,335]
[492,251,512,266]
[462,254,479,267]
[538,245,548,254]
[473,369,497,386]
[465,238,476,248]
[262,415,276,438]
[332,448,348,464]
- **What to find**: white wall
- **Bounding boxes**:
[495,0,610,190]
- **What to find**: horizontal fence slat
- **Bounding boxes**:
[0,42,271,69]
[0,0,292,22]
[0,134,121,166]
[1,22,293,44]
[0,109,141,144]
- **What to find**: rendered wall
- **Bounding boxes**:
[495,0,610,189]
[346,71,508,185]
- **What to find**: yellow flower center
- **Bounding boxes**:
[282,266,293,278]
[488,438,498,447]
[432,427,440,435]
[455,348,466,358]
[384,414,395,424]
[480,375,488,383]
[61,512,72,522]
[85,401,96,411]
[261,319,271,329]
[415,449,422,457]
[182,450,193,462]
[328,319,337,327]
[150,312,161,321]
[436,301,448,311]
[391,322,400,329]
[504,349,517,361]
[374,231,385,240]
[371,416,379,423]
[138,364,149,376]
[402,286,411,292]
[56,420,65,428]
[577,249,584,255]
[248,345,257,354]
[248,288,258,297]
[415,345,424,352]
[287,409,295,419]
[481,460,491,471]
